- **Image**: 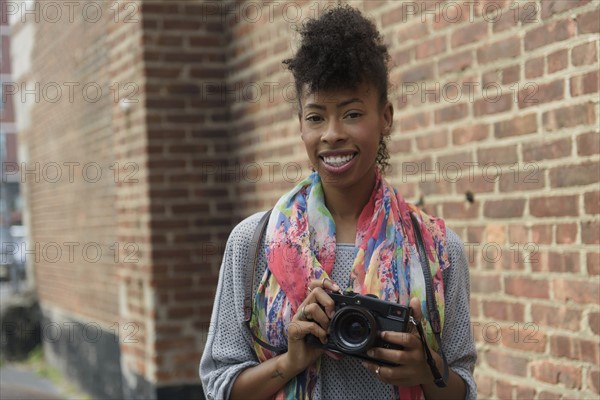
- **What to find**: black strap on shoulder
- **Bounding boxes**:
[244,209,272,322]
[243,209,287,354]
[409,212,449,388]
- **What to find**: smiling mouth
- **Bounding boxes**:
[321,153,357,167]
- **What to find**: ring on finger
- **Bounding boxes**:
[375,365,381,375]
[321,276,328,287]
[298,305,305,320]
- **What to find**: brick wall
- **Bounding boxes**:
[223,1,599,398]
[9,0,599,399]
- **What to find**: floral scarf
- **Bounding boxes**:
[249,170,449,399]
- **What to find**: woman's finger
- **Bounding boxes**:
[308,277,340,292]
[287,320,328,343]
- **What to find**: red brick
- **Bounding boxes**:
[550,161,600,188]
[541,0,590,19]
[416,129,448,150]
[502,65,519,84]
[589,369,600,395]
[550,335,600,364]
[499,167,544,192]
[493,5,518,33]
[519,79,564,109]
[556,223,578,244]
[500,325,546,353]
[543,102,597,131]
[523,137,571,162]
[577,132,600,157]
[432,1,473,30]
[547,49,568,73]
[494,114,537,139]
[401,63,434,83]
[415,36,446,59]
[505,276,549,299]
[484,199,526,219]
[382,5,407,27]
[525,18,577,50]
[525,57,544,79]
[397,21,429,42]
[582,220,600,244]
[399,111,430,131]
[363,0,387,12]
[570,70,599,97]
[482,300,524,322]
[487,349,529,375]
[581,189,600,216]
[572,41,598,66]
[509,225,528,244]
[577,8,600,34]
[530,360,582,389]
[538,391,562,400]
[471,272,501,293]
[588,253,600,275]
[590,312,600,335]
[477,36,520,64]
[531,251,580,273]
[452,123,489,145]
[456,174,495,194]
[474,93,512,116]
[450,21,488,48]
[476,374,493,397]
[516,385,536,400]
[442,201,479,219]
[532,304,582,331]
[434,103,468,123]
[530,195,579,217]
[438,51,473,75]
[553,279,600,304]
[478,144,518,165]
[496,379,513,399]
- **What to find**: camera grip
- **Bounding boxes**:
[305,333,326,348]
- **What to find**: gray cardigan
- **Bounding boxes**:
[200,211,477,400]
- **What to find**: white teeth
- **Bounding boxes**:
[323,154,355,167]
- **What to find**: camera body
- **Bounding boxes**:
[306,290,412,366]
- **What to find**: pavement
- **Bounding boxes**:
[0,365,67,400]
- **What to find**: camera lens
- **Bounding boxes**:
[343,318,369,343]
[330,306,377,354]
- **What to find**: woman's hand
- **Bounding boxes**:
[361,297,438,387]
[282,278,340,375]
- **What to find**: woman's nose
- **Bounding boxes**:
[321,120,346,144]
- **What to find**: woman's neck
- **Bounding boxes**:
[322,169,377,221]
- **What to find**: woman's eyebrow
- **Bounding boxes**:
[304,98,364,110]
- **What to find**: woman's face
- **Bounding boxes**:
[299,82,393,191]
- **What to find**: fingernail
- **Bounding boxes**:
[367,350,374,357]
[332,283,340,290]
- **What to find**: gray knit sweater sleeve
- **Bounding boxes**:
[200,211,477,400]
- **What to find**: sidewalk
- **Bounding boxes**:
[0,365,68,400]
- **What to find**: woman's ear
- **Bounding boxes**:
[382,101,394,137]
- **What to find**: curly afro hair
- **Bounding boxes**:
[283,5,392,171]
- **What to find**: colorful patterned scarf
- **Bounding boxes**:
[249,170,449,399]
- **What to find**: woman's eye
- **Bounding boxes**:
[345,112,362,119]
[306,115,323,122]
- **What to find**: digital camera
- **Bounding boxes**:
[306,290,412,366]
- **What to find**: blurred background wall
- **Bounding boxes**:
[3,0,599,399]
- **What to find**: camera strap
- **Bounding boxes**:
[243,209,287,354]
[409,212,449,388]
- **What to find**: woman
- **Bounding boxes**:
[200,5,476,400]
